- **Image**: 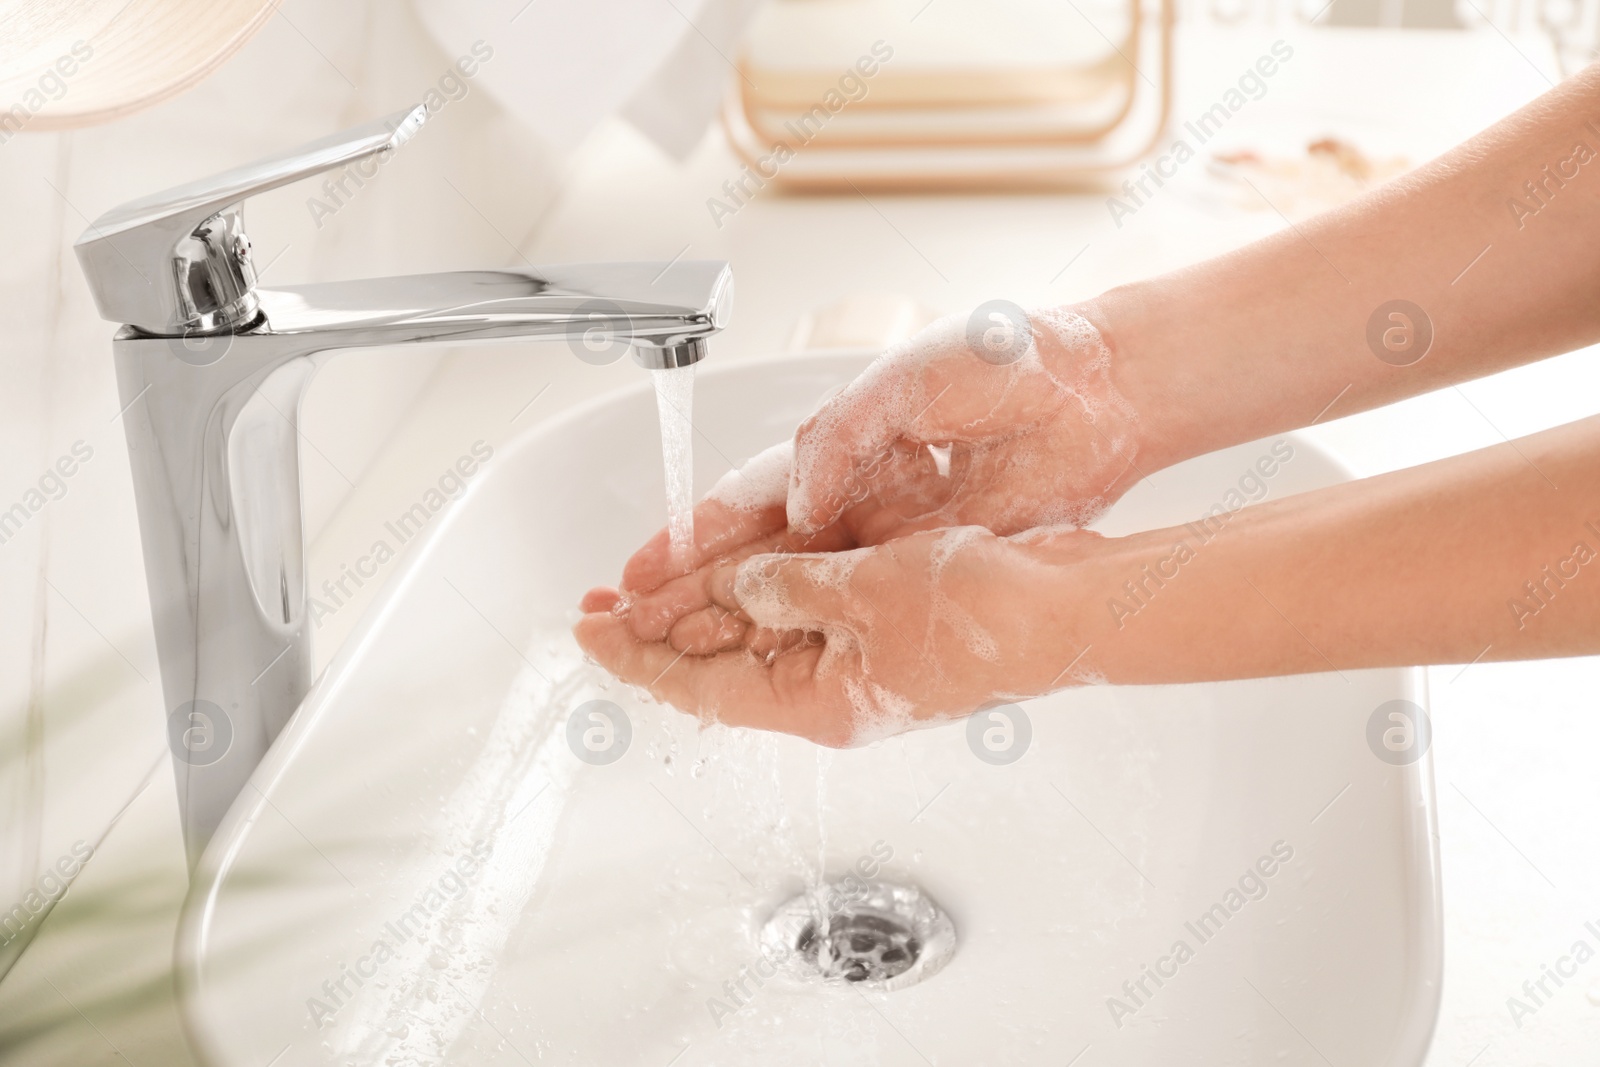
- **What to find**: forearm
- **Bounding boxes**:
[1037,415,1600,686]
[1080,64,1600,473]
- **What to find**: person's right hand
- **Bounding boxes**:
[782,304,1145,540]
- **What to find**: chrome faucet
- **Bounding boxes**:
[74,105,732,868]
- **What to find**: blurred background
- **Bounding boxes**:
[0,0,1595,1063]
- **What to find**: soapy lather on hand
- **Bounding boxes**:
[576,308,1139,744]
[577,63,1600,745]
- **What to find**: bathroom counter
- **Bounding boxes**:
[2,18,1595,1067]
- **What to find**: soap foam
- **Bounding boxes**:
[708,440,794,511]
[742,527,1018,747]
[788,306,1139,538]
[733,547,869,633]
[787,337,919,529]
[690,309,1138,748]
[925,526,1001,664]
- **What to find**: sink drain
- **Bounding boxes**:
[760,881,955,991]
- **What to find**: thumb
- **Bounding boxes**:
[787,311,1026,533]
[732,549,870,633]
[787,356,917,534]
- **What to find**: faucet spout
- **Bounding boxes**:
[252,262,731,362]
[74,107,733,869]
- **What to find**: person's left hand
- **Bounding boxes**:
[575,525,1096,746]
[597,440,944,656]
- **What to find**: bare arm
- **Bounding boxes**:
[1048,416,1600,685]
[1089,64,1600,473]
[575,67,1600,744]
[578,416,1600,745]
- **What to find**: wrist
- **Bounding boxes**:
[1070,283,1203,477]
[1000,528,1134,692]
[1009,524,1188,691]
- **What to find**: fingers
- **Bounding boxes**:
[784,319,984,534]
[573,611,853,745]
[620,498,787,594]
[731,549,869,634]
[625,570,718,643]
[744,625,813,662]
[576,610,734,710]
[579,586,622,613]
[620,442,799,593]
[666,606,747,655]
[787,365,910,534]
[627,521,858,647]
[786,308,1105,536]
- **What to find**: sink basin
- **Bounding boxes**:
[178,352,1441,1066]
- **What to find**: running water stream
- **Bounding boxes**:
[651,365,856,973]
[652,365,697,568]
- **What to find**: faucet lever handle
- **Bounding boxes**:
[75,104,428,335]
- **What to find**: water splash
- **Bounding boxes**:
[328,630,594,1065]
[653,365,697,569]
[808,749,833,942]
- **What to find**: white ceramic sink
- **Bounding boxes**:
[178,352,1440,1066]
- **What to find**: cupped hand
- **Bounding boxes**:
[575,526,1099,747]
[603,439,957,657]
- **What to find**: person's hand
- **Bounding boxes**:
[785,304,1142,537]
[603,440,955,657]
[575,526,1100,746]
[607,305,1145,647]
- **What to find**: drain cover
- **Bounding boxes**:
[760,881,956,991]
